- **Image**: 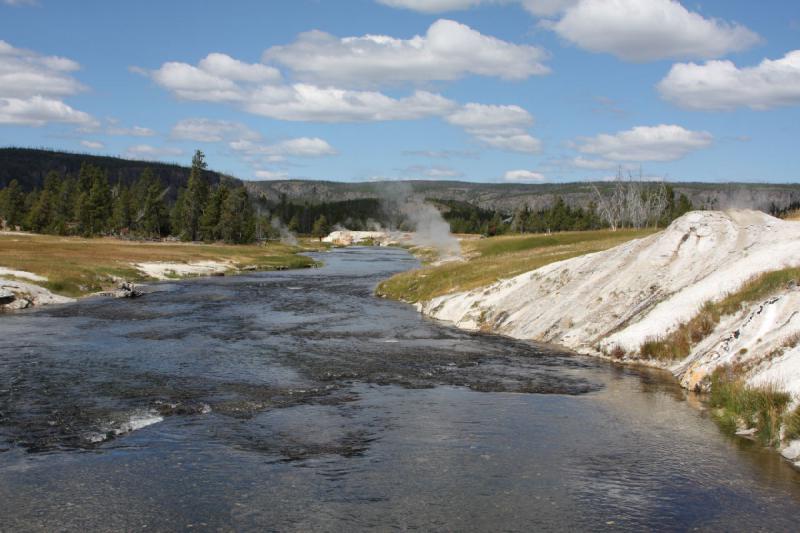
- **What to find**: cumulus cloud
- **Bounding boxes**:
[575,124,712,161]
[263,19,549,87]
[0,40,94,126]
[376,0,575,16]
[146,54,458,123]
[571,156,617,170]
[244,85,457,122]
[125,144,184,160]
[80,140,104,150]
[230,137,337,158]
[171,118,259,142]
[658,50,800,111]
[549,0,760,62]
[446,103,541,153]
[147,49,539,149]
[107,125,155,137]
[504,169,546,181]
[254,169,290,180]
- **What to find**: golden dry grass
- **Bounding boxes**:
[0,232,321,297]
[376,228,656,303]
[638,268,800,360]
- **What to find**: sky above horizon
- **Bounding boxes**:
[1,0,799,184]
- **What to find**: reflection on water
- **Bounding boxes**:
[1,247,799,531]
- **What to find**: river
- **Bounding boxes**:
[1,247,799,531]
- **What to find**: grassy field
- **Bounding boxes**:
[376,228,656,303]
[0,232,323,297]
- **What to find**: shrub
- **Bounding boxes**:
[709,366,791,447]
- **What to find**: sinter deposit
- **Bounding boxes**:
[420,210,800,400]
[0,269,74,310]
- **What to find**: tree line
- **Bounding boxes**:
[0,150,258,244]
[440,182,694,236]
[1,151,698,242]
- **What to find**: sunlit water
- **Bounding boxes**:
[1,247,799,531]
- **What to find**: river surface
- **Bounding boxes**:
[1,247,800,531]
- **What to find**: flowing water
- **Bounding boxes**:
[1,247,799,531]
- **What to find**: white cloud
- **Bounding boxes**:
[150,60,244,102]
[171,118,259,142]
[377,0,485,12]
[0,96,94,126]
[549,0,760,62]
[107,125,155,137]
[244,85,457,122]
[376,0,575,16]
[125,144,184,160]
[230,137,337,158]
[0,40,94,126]
[80,140,104,150]
[576,124,712,161]
[198,53,281,83]
[2,0,37,6]
[146,54,458,123]
[519,0,576,16]
[504,169,546,181]
[571,156,616,170]
[264,19,549,87]
[254,169,290,180]
[658,50,800,111]
[446,103,541,153]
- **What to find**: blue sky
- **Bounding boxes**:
[1,0,799,183]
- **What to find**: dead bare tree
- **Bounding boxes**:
[593,167,669,230]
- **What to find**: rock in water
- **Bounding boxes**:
[0,288,15,305]
[113,282,143,299]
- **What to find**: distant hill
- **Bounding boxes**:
[2,148,798,214]
[0,148,240,199]
[246,179,800,213]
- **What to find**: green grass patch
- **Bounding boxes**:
[709,366,791,447]
[638,268,800,360]
[0,233,318,297]
[376,228,654,303]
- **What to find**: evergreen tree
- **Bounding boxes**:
[52,177,76,235]
[287,213,300,233]
[87,170,112,235]
[170,189,186,239]
[199,182,229,241]
[181,150,209,241]
[141,178,168,238]
[112,183,133,234]
[311,214,330,240]
[0,179,25,228]
[219,187,255,244]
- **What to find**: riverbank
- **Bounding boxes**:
[0,232,323,308]
[381,211,800,461]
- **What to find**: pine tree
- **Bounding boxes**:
[1,179,25,228]
[219,187,255,244]
[311,214,330,240]
[52,177,76,235]
[287,213,300,233]
[199,182,229,241]
[112,183,133,234]
[142,178,168,238]
[181,150,209,241]
[87,170,112,235]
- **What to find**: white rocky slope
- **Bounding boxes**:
[420,210,800,396]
